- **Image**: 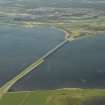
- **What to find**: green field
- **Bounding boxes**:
[0,88,105,105]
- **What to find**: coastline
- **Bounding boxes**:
[51,26,71,40]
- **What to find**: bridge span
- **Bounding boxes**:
[0,39,70,98]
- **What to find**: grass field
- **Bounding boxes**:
[0,88,105,105]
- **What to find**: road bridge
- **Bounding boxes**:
[0,39,70,98]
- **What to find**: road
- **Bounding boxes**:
[0,39,70,98]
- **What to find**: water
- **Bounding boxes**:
[1,25,105,91]
[0,25,65,86]
[11,33,105,91]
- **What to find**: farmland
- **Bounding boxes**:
[0,89,105,105]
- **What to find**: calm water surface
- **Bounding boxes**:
[11,33,105,91]
[0,25,65,86]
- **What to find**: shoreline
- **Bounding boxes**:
[51,26,72,40]
[7,88,105,94]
